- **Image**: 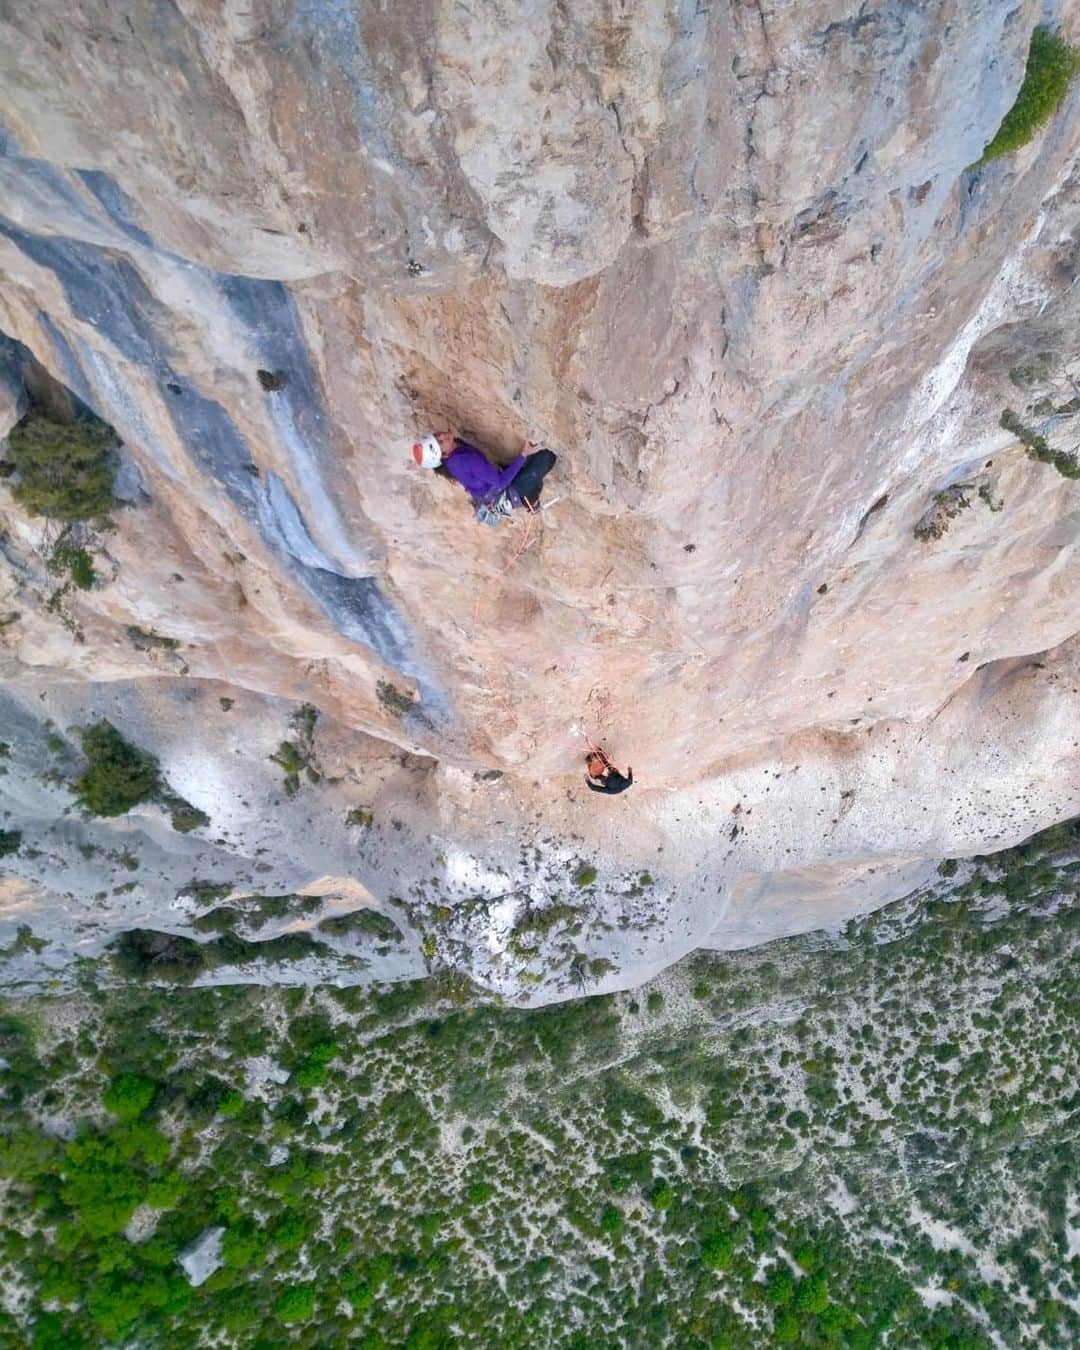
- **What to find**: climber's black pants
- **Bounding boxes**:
[509,449,557,508]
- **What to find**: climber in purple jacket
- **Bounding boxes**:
[413,430,557,518]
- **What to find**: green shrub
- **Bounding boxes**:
[6,409,117,521]
[74,722,159,817]
[274,1285,315,1323]
[86,1272,148,1337]
[219,1290,259,1333]
[206,930,323,967]
[110,928,207,982]
[191,906,241,936]
[0,829,21,857]
[600,1205,624,1237]
[1000,408,1080,479]
[126,625,179,651]
[218,1090,244,1118]
[169,800,209,833]
[103,1072,157,1120]
[271,1210,307,1250]
[650,1180,674,1211]
[764,1265,795,1306]
[377,679,414,716]
[572,865,597,888]
[701,1232,734,1270]
[49,542,95,589]
[145,1171,184,1208]
[318,909,402,942]
[0,926,48,959]
[113,1119,169,1165]
[60,1134,145,1235]
[293,1059,329,1089]
[794,1242,821,1273]
[795,1272,830,1315]
[980,28,1078,163]
[270,740,304,796]
[222,1220,268,1268]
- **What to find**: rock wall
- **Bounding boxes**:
[0,1,1078,1000]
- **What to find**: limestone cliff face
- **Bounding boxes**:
[0,1,1078,1000]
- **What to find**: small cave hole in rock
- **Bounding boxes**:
[257,369,289,392]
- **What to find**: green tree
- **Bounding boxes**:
[217,1090,244,1117]
[103,1071,157,1120]
[74,723,159,817]
[49,541,95,589]
[145,1171,184,1209]
[219,1289,259,1333]
[701,1232,734,1270]
[60,1134,145,1235]
[765,1265,795,1306]
[980,27,1079,163]
[0,1126,57,1182]
[275,1285,315,1323]
[7,410,117,521]
[113,1119,169,1165]
[221,1219,268,1268]
[86,1272,145,1337]
[795,1271,830,1315]
[293,1058,329,1089]
[650,1180,675,1211]
[271,1210,307,1250]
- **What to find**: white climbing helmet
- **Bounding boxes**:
[412,434,442,468]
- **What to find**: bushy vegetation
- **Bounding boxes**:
[110,911,343,982]
[48,540,96,590]
[65,722,207,833]
[270,704,320,796]
[103,1071,158,1121]
[0,818,1076,1346]
[376,680,415,717]
[1001,407,1080,478]
[980,27,1079,163]
[74,721,160,817]
[5,409,118,521]
[317,909,403,942]
[169,803,210,833]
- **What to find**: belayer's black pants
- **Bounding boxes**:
[509,449,557,508]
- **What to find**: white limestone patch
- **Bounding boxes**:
[178,1225,224,1287]
[244,1056,291,1090]
[827,1177,860,1217]
[124,1204,159,1243]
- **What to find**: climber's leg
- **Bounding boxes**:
[509,449,557,509]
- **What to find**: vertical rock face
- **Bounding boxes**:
[0,2,1078,1001]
